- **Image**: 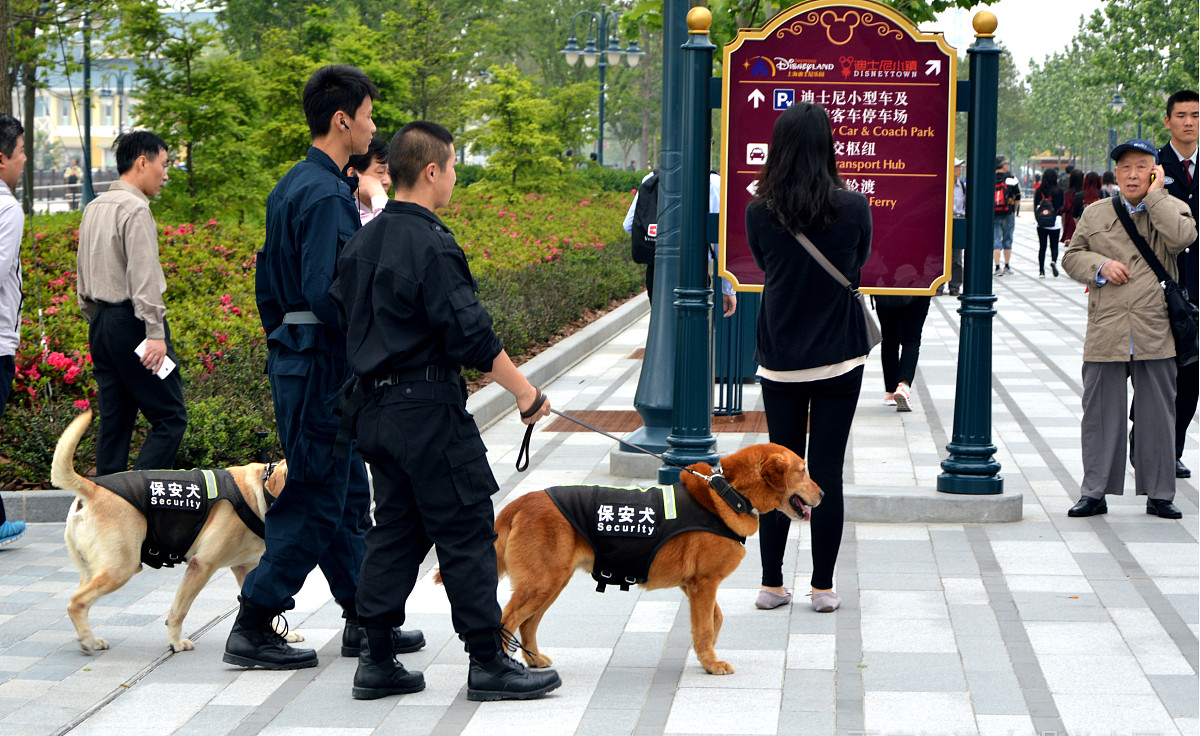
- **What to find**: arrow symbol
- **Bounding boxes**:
[746,179,759,195]
[925,59,942,76]
[748,89,765,108]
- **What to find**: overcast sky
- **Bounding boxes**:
[922,0,1108,78]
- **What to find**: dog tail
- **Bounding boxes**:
[51,410,94,496]
[493,501,519,581]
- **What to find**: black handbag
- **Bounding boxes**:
[1111,198,1199,367]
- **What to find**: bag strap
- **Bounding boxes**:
[791,230,852,289]
[1111,197,1173,284]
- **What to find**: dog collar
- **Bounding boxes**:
[704,466,752,515]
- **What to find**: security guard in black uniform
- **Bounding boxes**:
[224,66,423,671]
[331,121,560,701]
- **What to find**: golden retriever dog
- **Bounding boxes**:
[493,443,820,675]
[52,410,298,654]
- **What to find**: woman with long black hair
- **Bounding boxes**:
[1034,169,1065,277]
[747,103,872,613]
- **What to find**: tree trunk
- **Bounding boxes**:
[0,0,12,117]
[21,61,36,213]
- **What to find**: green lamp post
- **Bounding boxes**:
[938,11,1003,495]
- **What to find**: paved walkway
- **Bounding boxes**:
[0,216,1196,736]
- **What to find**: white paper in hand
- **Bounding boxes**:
[134,339,177,380]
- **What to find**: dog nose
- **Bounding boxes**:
[819,490,825,501]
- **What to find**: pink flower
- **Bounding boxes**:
[74,399,90,410]
[64,366,80,384]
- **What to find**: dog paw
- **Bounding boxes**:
[284,631,304,643]
[527,653,553,668]
[702,660,734,675]
[170,638,195,652]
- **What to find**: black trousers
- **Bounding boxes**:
[242,348,368,612]
[877,297,931,392]
[1036,227,1060,272]
[0,354,11,524]
[1178,360,1198,459]
[758,367,863,591]
[353,381,502,639]
[88,303,187,476]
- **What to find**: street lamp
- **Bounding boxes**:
[560,4,643,166]
[1107,89,1125,172]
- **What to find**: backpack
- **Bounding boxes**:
[993,180,1012,214]
[1070,191,1084,218]
[1034,194,1057,228]
[630,174,659,265]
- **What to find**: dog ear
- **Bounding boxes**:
[760,453,788,491]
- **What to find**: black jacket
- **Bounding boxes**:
[1159,143,1198,304]
[746,192,873,371]
[330,200,503,378]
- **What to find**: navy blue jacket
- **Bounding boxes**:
[256,147,361,357]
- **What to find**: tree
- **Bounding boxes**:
[380,0,469,129]
[466,65,562,187]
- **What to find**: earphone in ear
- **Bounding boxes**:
[340,120,350,130]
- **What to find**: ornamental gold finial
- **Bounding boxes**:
[973,11,997,38]
[687,6,712,34]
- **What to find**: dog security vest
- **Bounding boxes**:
[94,469,263,568]
[545,484,745,592]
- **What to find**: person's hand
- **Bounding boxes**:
[141,338,168,373]
[358,174,386,204]
[516,385,550,425]
[1149,164,1166,193]
[1099,259,1131,285]
[722,293,737,317]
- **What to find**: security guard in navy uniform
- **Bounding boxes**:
[224,65,423,670]
[331,121,561,701]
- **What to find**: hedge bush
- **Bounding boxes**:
[1,185,641,487]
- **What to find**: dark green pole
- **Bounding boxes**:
[938,12,1002,495]
[624,0,688,454]
[81,9,95,207]
[660,7,719,483]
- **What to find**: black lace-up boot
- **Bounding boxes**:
[337,597,425,657]
[352,628,426,700]
[465,630,561,701]
[222,596,317,670]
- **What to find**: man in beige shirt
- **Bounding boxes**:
[77,130,186,475]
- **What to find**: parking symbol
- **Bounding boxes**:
[773,89,794,110]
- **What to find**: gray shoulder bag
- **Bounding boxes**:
[791,231,882,351]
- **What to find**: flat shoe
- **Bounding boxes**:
[755,589,792,610]
[1147,498,1183,519]
[809,591,841,613]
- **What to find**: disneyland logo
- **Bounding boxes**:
[773,58,835,72]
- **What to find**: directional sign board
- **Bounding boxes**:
[719,0,957,293]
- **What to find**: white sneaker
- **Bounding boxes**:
[883,392,896,407]
[894,383,913,412]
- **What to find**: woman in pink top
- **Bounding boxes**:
[347,137,391,225]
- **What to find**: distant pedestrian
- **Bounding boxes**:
[1060,169,1085,247]
[1034,169,1064,277]
[1062,139,1196,519]
[875,294,931,411]
[992,156,1020,276]
[746,102,872,614]
[346,137,390,225]
[1158,89,1198,478]
[1082,171,1103,207]
[76,130,187,476]
[64,158,82,210]
[1101,170,1118,198]
[0,113,27,548]
[948,157,965,295]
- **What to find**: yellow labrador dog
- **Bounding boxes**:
[52,410,298,654]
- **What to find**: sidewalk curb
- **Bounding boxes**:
[466,293,650,431]
[4,294,652,524]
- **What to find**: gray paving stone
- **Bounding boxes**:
[587,667,654,709]
[965,668,1027,715]
[577,708,640,736]
[948,603,1001,637]
[777,710,835,735]
[856,573,942,590]
[859,651,966,692]
[1010,592,1110,622]
[1165,593,1199,625]
[1088,579,1148,608]
[607,632,667,668]
[1149,674,1200,718]
[375,704,446,736]
[780,669,835,712]
[173,704,255,736]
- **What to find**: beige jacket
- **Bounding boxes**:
[1062,189,1196,362]
[76,181,167,339]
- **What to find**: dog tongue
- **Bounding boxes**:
[789,495,810,521]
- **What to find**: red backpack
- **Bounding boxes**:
[994,181,1013,214]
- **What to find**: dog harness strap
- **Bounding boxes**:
[201,470,218,499]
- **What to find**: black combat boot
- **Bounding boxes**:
[337,597,426,657]
[465,631,561,702]
[352,628,425,700]
[223,596,317,670]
